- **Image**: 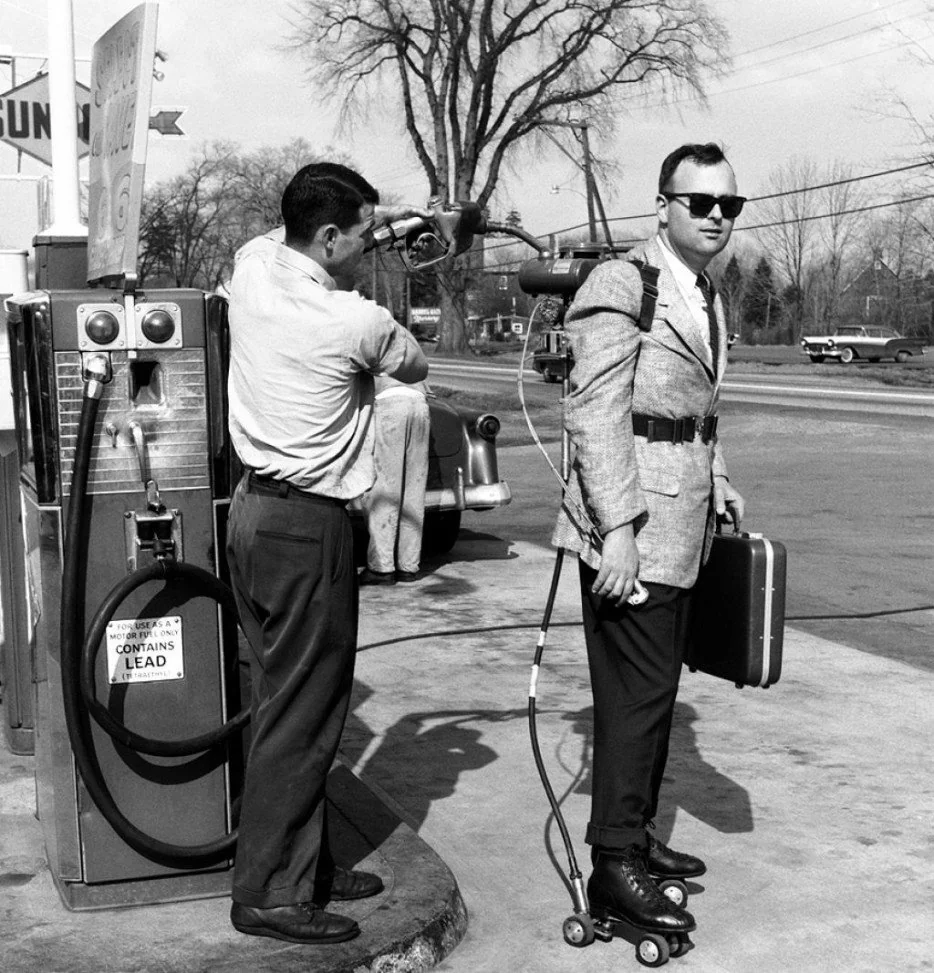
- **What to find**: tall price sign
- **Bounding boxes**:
[87,3,159,283]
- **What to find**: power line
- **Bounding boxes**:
[729,0,917,61]
[479,185,934,270]
[737,191,934,231]
[752,160,934,203]
[516,159,934,239]
[633,37,918,111]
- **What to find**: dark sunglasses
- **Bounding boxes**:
[662,192,746,220]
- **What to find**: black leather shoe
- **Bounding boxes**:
[230,901,359,944]
[396,570,420,582]
[587,846,695,934]
[317,866,384,902]
[359,568,396,586]
[645,829,707,879]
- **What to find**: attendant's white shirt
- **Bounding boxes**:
[227,234,415,500]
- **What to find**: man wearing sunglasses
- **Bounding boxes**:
[552,142,746,943]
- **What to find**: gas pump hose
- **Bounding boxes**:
[60,357,244,866]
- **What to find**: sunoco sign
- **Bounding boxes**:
[0,73,91,166]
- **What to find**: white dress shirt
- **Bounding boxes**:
[227,234,415,500]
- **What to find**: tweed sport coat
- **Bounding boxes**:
[551,237,731,589]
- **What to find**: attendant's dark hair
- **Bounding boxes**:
[658,143,729,193]
[282,163,379,243]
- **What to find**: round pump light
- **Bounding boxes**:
[84,310,121,345]
[140,308,175,343]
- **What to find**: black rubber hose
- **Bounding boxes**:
[60,385,239,866]
[528,548,584,882]
[80,558,249,757]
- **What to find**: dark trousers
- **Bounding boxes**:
[579,561,693,851]
[226,474,357,908]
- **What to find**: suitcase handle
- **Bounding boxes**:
[715,515,743,536]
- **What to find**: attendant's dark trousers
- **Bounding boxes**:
[579,561,693,851]
[226,474,357,908]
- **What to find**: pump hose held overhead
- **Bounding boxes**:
[60,372,244,867]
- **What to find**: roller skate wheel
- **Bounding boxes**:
[562,913,595,947]
[658,878,689,909]
[668,933,693,958]
[636,932,670,967]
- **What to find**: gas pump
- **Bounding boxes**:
[6,284,246,909]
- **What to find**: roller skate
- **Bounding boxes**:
[563,845,695,966]
[644,823,706,911]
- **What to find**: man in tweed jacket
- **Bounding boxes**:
[552,143,745,938]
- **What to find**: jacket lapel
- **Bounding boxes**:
[640,238,716,382]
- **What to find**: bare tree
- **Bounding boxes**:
[811,162,866,330]
[139,140,355,291]
[755,157,820,342]
[290,0,728,352]
[861,196,934,336]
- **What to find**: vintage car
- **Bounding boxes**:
[800,326,926,364]
[350,393,510,556]
[421,394,510,552]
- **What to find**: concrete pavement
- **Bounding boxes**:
[347,520,934,973]
[2,446,933,971]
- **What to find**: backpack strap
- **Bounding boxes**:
[627,257,660,332]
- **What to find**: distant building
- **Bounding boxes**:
[838,256,933,337]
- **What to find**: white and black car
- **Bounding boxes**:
[800,325,926,364]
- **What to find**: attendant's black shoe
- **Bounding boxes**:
[587,846,696,935]
[396,570,420,582]
[316,866,384,903]
[645,826,707,879]
[359,568,396,586]
[230,901,359,944]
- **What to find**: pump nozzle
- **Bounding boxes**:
[82,355,112,400]
[367,199,490,271]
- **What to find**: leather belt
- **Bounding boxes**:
[243,471,346,506]
[632,413,718,444]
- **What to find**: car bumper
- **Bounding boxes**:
[425,480,512,512]
[802,347,841,357]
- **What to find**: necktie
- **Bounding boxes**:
[697,274,719,372]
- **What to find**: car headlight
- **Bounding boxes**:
[475,414,500,442]
[826,339,835,347]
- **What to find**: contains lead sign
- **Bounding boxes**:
[105,615,184,684]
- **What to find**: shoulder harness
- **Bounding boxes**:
[626,258,660,332]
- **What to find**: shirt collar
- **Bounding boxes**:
[274,243,336,291]
[655,233,705,295]
[235,229,337,291]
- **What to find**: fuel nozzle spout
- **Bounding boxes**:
[368,199,490,271]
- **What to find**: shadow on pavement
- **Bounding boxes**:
[538,701,753,896]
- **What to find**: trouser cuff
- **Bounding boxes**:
[231,881,316,909]
[586,823,647,851]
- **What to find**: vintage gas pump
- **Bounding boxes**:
[5,283,246,909]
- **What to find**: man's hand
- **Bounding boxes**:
[373,203,434,226]
[592,523,640,606]
[714,475,745,531]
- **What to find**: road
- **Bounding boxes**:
[427,356,934,417]
[429,357,934,673]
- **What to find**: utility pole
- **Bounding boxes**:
[541,119,611,247]
[578,122,598,243]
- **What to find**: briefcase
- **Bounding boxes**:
[686,530,786,688]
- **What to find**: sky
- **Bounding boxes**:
[2,0,934,247]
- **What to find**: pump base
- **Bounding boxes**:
[51,865,234,912]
